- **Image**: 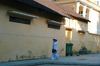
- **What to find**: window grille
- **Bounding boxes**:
[48,24,60,29]
[9,16,30,24]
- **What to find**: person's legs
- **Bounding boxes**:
[52,51,59,60]
[55,52,59,59]
[52,53,55,60]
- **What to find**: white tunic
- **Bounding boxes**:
[52,41,59,60]
[53,42,58,50]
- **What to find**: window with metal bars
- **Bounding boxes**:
[9,16,31,25]
[48,24,60,30]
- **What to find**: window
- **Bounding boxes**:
[9,16,31,25]
[48,24,60,29]
[85,14,87,18]
[79,11,83,16]
[97,1,99,5]
[80,14,83,16]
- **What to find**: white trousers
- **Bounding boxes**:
[52,51,59,60]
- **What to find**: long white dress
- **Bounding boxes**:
[52,41,59,60]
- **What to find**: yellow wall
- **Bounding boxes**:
[0,5,66,62]
[1,0,100,62]
[65,18,100,53]
[65,28,100,53]
[71,31,100,53]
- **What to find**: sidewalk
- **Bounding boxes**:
[0,54,100,66]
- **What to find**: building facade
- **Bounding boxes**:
[53,0,100,34]
[0,0,90,62]
[0,0,66,62]
[52,0,100,53]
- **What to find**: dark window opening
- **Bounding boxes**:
[9,16,30,25]
[48,24,60,30]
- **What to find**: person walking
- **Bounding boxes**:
[52,38,59,60]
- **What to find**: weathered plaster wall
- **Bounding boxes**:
[0,5,66,62]
[71,31,100,53]
[65,18,100,54]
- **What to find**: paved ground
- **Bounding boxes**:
[0,53,100,66]
[36,64,90,66]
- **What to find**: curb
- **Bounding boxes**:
[14,61,100,66]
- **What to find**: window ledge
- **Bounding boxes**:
[46,20,65,26]
[7,11,39,19]
[78,30,85,34]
